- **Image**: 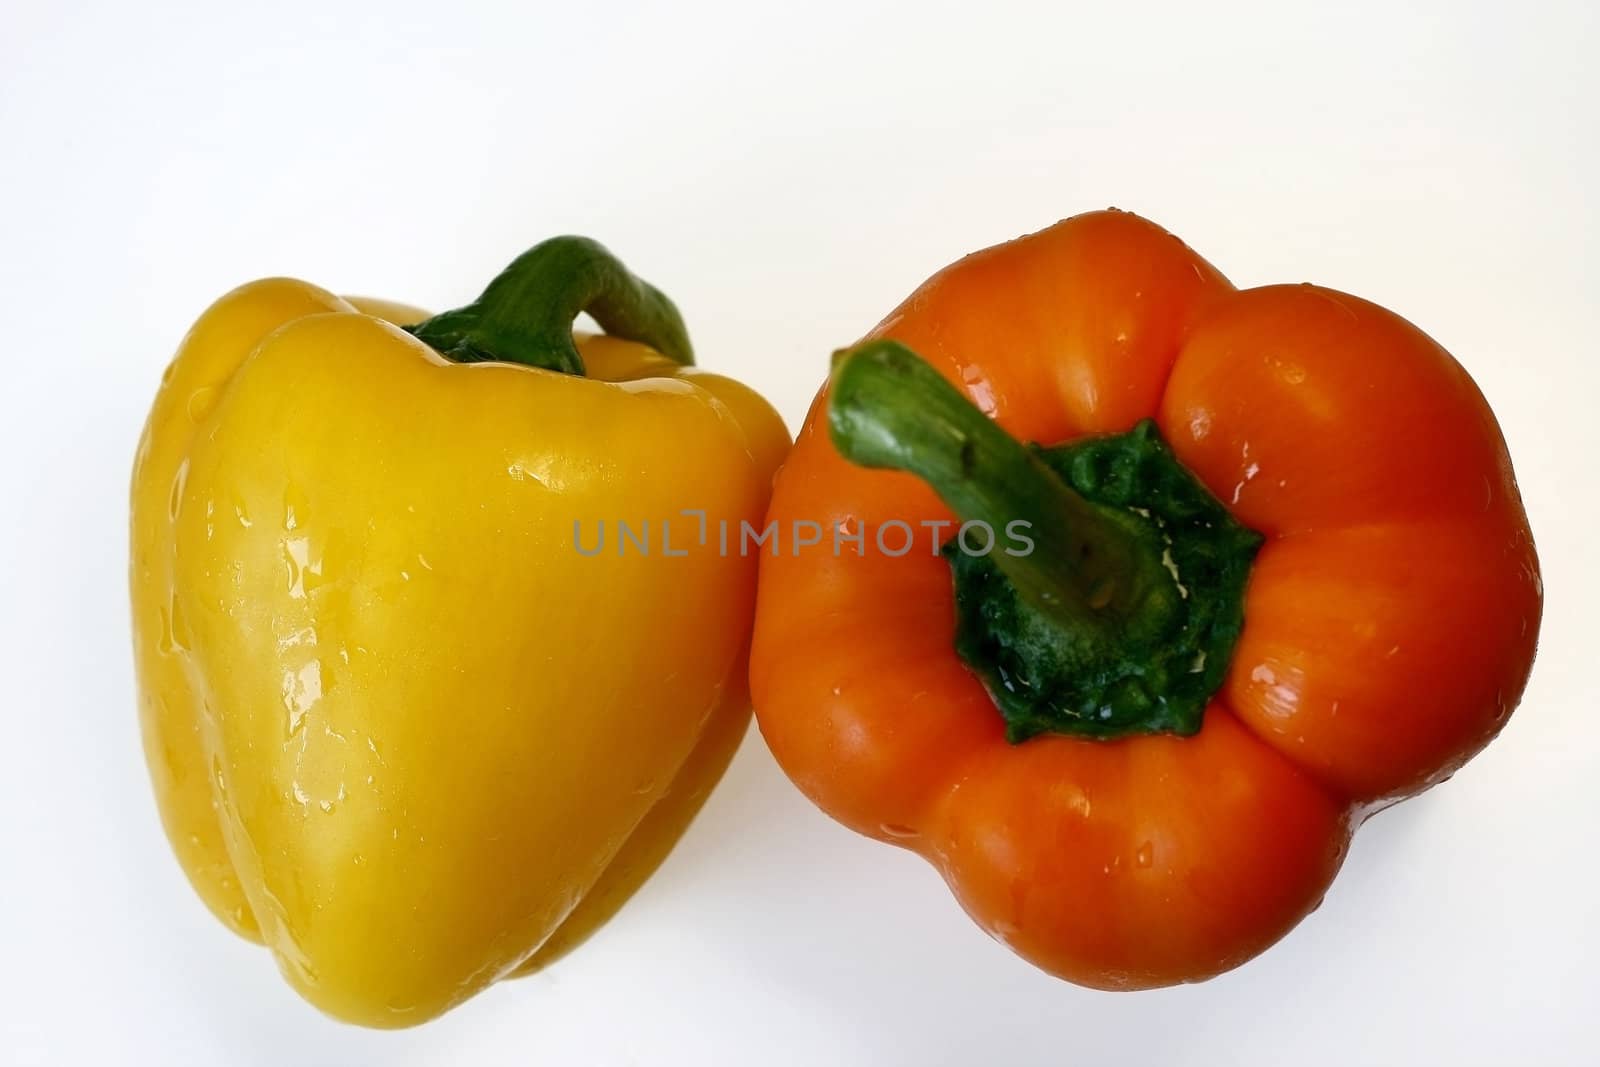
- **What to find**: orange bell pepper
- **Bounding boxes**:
[750,210,1541,988]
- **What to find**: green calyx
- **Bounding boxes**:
[405,236,693,376]
[828,340,1262,743]
[946,421,1262,741]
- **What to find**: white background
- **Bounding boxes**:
[2,1,1596,1064]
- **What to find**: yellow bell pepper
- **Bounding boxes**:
[129,238,789,1027]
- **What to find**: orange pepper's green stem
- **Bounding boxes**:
[828,340,1171,641]
[827,339,1261,742]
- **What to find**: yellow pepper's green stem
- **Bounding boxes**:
[406,236,693,375]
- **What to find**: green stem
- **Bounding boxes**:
[405,236,693,376]
[827,339,1263,742]
[828,340,1170,641]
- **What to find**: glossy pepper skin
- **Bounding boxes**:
[131,239,789,1026]
[750,210,1541,989]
